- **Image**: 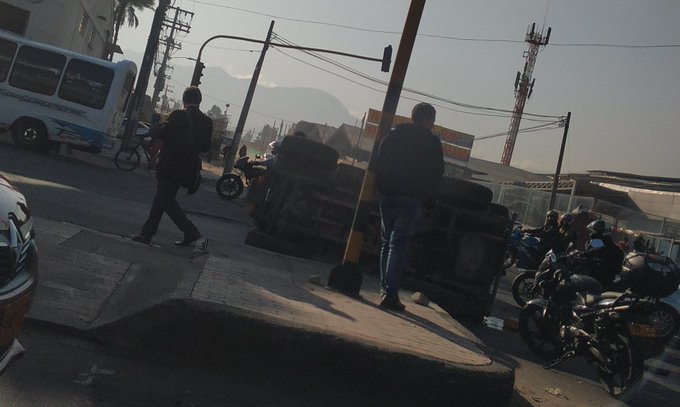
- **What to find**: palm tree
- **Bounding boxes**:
[110,0,155,60]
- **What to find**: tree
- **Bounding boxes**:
[110,0,155,60]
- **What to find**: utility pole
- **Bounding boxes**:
[188,24,391,173]
[351,112,366,166]
[500,23,551,166]
[327,0,425,296]
[151,5,193,111]
[223,21,275,175]
[122,0,170,147]
[549,112,571,209]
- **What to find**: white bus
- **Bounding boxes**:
[0,29,136,153]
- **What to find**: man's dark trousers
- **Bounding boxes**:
[141,176,199,238]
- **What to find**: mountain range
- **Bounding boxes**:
[122,50,359,132]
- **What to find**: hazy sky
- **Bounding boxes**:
[116,0,680,177]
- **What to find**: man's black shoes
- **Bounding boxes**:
[379,296,405,312]
[130,234,151,244]
[174,233,202,247]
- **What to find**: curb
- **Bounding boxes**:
[87,298,516,407]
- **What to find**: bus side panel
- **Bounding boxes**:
[0,87,105,151]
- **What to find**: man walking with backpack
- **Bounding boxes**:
[131,86,213,246]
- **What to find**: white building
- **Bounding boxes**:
[0,0,115,59]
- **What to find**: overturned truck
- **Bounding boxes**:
[245,136,510,320]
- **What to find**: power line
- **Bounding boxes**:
[476,121,562,141]
[189,0,680,49]
[271,46,557,123]
[182,40,261,53]
[272,33,563,121]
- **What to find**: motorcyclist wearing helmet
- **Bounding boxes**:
[251,139,281,170]
[523,210,561,256]
[555,213,577,253]
[582,219,624,287]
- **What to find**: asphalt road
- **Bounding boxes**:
[1,324,383,407]
[1,142,678,406]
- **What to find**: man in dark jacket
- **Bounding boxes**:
[374,102,444,311]
[132,86,213,246]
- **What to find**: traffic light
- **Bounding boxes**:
[381,45,392,73]
[191,61,205,86]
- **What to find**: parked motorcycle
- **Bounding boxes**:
[515,249,680,338]
[511,247,593,307]
[216,156,268,200]
[519,252,680,396]
[503,225,543,269]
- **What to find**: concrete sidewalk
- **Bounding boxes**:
[27,216,514,405]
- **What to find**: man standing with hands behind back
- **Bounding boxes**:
[375,102,444,311]
[131,86,213,246]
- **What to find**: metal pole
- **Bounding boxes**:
[122,0,169,147]
[221,21,274,175]
[549,112,571,209]
[327,0,426,296]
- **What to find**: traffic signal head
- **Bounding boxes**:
[191,61,205,86]
[381,45,392,73]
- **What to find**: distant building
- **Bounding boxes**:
[0,0,115,59]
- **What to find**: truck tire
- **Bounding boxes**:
[437,177,492,211]
[278,136,338,170]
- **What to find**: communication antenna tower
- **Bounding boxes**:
[501,23,551,166]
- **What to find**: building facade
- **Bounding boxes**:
[0,0,114,59]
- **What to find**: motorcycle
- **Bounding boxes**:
[511,238,613,307]
[503,225,543,269]
[519,253,680,396]
[511,247,595,307]
[216,156,268,200]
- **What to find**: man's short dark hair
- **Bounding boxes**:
[183,86,202,105]
[412,102,436,124]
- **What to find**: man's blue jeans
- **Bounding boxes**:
[379,195,423,300]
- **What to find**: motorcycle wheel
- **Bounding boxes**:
[512,270,538,307]
[216,174,244,200]
[518,303,562,360]
[503,250,515,269]
[648,302,680,342]
[597,334,642,398]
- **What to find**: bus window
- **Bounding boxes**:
[9,45,66,95]
[58,59,114,109]
[0,38,17,82]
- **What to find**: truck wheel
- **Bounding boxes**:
[278,136,339,170]
[12,119,50,152]
[437,177,492,211]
